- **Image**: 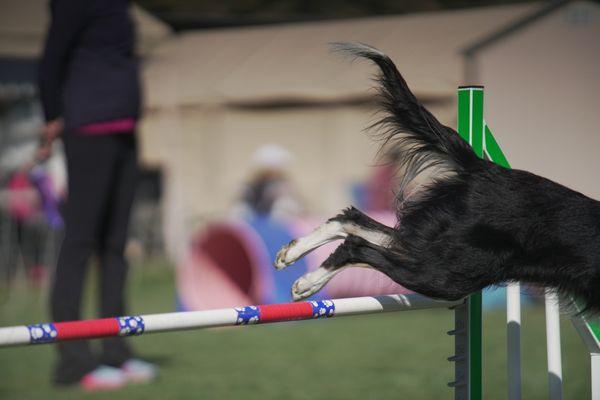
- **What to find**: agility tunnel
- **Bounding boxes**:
[177,212,410,311]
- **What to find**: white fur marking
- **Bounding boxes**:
[274,219,393,269]
[291,263,374,301]
[274,221,346,269]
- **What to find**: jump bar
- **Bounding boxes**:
[0,294,462,348]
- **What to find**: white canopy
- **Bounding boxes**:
[143,3,537,108]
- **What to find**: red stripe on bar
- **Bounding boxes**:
[259,302,314,322]
[55,318,120,341]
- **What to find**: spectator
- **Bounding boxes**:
[39,0,156,390]
[6,170,46,284]
[233,144,302,219]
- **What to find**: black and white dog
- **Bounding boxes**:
[274,43,600,314]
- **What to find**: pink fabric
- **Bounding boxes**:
[7,172,37,221]
[78,118,136,135]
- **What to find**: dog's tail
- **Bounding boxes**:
[332,42,480,202]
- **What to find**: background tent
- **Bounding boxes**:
[139,3,538,258]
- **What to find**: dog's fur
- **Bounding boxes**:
[275,43,600,314]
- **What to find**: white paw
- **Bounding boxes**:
[291,275,324,301]
[274,240,297,270]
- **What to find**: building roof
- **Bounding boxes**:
[462,0,579,55]
[0,0,172,59]
[143,3,539,109]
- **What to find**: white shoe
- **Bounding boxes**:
[121,358,158,383]
[80,365,127,391]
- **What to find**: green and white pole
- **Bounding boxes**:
[456,86,485,400]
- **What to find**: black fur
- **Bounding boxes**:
[324,43,600,314]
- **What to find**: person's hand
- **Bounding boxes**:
[36,118,63,164]
[34,142,53,163]
[42,118,63,143]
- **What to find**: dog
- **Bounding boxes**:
[274,43,600,314]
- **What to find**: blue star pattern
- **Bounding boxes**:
[235,306,260,325]
[27,323,58,344]
[117,316,145,336]
[311,300,335,318]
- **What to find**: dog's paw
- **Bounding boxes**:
[291,269,331,301]
[291,276,319,301]
[274,240,297,270]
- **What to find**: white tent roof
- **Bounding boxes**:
[0,1,172,58]
[143,3,538,108]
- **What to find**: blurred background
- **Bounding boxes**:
[0,0,598,399]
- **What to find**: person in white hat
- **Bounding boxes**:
[233,144,303,219]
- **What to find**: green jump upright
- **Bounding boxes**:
[456,85,494,400]
[456,85,515,400]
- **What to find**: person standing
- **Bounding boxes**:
[39,0,156,390]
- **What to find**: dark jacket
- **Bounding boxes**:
[38,0,140,131]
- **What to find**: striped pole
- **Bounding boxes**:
[0,294,462,348]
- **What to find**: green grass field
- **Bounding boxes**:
[0,260,592,400]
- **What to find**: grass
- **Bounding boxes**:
[0,260,592,400]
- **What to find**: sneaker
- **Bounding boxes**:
[80,365,126,391]
[121,358,158,383]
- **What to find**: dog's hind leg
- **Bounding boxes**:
[291,236,369,300]
[291,234,467,302]
[274,207,395,270]
[291,234,397,300]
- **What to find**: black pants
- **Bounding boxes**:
[51,132,137,384]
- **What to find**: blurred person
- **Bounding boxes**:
[39,0,156,390]
[232,144,303,219]
[5,169,47,285]
[0,137,52,288]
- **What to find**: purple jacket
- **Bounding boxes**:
[38,0,140,131]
